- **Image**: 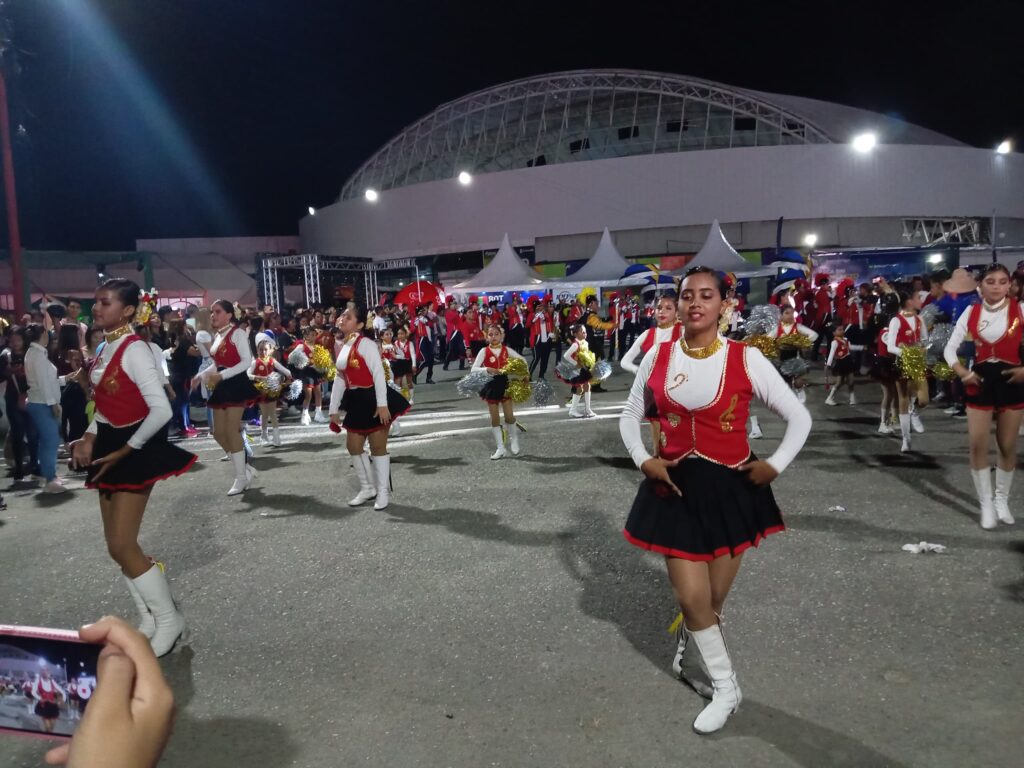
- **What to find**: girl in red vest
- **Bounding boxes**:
[472,324,527,460]
[329,304,410,510]
[200,299,260,495]
[31,670,65,733]
[620,267,811,735]
[824,325,863,406]
[944,263,1024,528]
[559,325,596,418]
[620,293,681,374]
[885,292,930,452]
[70,279,195,657]
[248,338,292,447]
[391,326,417,401]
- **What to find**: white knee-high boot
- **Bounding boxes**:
[227,451,248,496]
[971,468,997,530]
[124,575,155,639]
[899,414,912,453]
[373,455,392,510]
[568,393,582,418]
[994,468,1015,525]
[348,453,377,506]
[824,385,838,405]
[690,623,742,734]
[490,426,507,460]
[506,421,520,455]
[671,624,713,699]
[583,390,596,417]
[132,565,186,658]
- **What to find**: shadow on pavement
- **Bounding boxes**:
[235,487,357,522]
[385,505,573,548]
[391,454,468,475]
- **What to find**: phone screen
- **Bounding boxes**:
[0,629,102,738]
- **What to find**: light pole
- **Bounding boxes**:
[0,65,25,316]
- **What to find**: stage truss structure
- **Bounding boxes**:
[258,253,417,308]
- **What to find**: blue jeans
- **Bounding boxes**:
[26,402,60,482]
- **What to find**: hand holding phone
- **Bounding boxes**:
[44,617,174,768]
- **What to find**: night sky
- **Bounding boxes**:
[4,0,1022,251]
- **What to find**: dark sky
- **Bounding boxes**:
[5,0,1023,251]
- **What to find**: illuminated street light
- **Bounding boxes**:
[852,132,877,153]
[307,206,316,216]
[458,171,472,185]
[802,233,818,248]
[364,189,379,202]
[996,140,1012,155]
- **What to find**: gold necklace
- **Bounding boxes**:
[900,310,916,317]
[680,336,723,359]
[983,298,1009,312]
[104,325,133,343]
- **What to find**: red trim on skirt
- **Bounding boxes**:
[343,404,412,435]
[86,455,198,492]
[622,524,785,562]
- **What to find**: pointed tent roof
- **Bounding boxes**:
[560,228,632,283]
[670,220,774,277]
[453,234,545,291]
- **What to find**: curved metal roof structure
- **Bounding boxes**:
[340,70,963,200]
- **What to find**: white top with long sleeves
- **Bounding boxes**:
[944,300,1024,365]
[825,340,864,367]
[619,338,812,475]
[86,335,173,449]
[620,325,676,374]
[25,343,64,406]
[147,342,169,385]
[247,357,292,378]
[329,335,388,413]
[530,312,551,344]
[563,340,587,365]
[886,315,929,357]
[203,327,252,381]
[471,345,526,371]
[779,322,819,343]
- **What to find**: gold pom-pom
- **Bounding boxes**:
[309,345,336,381]
[897,345,927,382]
[254,373,283,399]
[931,360,956,381]
[505,378,533,404]
[500,357,530,380]
[744,335,779,359]
[577,348,597,370]
[777,333,812,352]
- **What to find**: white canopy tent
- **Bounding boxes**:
[451,233,548,293]
[668,220,775,277]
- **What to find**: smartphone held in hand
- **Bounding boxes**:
[0,625,102,740]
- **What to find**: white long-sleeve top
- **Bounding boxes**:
[619,338,812,475]
[25,342,66,406]
[393,339,417,367]
[529,311,552,343]
[944,300,1024,365]
[779,322,819,343]
[86,335,173,449]
[195,330,213,359]
[147,342,170,385]
[329,335,388,414]
[247,357,291,378]
[563,340,588,365]
[203,327,252,381]
[620,325,677,374]
[886,314,929,357]
[471,344,526,371]
[825,340,864,367]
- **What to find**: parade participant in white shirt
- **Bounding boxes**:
[24,323,76,493]
[620,293,681,374]
[886,292,930,452]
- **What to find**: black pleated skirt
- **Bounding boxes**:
[965,361,1024,412]
[390,359,413,377]
[479,373,510,404]
[207,370,260,409]
[85,422,196,492]
[830,355,858,377]
[341,386,411,434]
[623,456,784,561]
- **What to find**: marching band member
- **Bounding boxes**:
[248,338,292,447]
[886,292,930,452]
[620,267,811,735]
[561,325,596,418]
[392,326,417,402]
[824,324,863,406]
[70,279,194,657]
[329,304,410,510]
[775,305,819,402]
[473,324,527,459]
[944,263,1024,528]
[528,297,556,380]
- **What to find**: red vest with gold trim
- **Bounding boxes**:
[968,302,1023,365]
[648,338,752,468]
[253,359,275,376]
[776,323,800,338]
[640,323,683,355]
[213,327,242,368]
[92,337,149,427]
[342,339,374,387]
[876,328,890,358]
[894,314,922,347]
[483,344,509,370]
[834,338,850,360]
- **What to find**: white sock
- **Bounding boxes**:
[230,451,247,481]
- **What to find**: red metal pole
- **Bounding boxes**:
[0,68,25,317]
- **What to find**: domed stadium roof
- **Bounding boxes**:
[340,70,964,201]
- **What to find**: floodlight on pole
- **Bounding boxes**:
[364,188,379,202]
[802,233,818,248]
[852,132,877,153]
[927,253,944,264]
[457,171,472,185]
[996,140,1012,155]
[307,206,316,216]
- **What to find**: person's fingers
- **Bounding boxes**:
[738,461,755,473]
[44,743,70,765]
[86,648,135,722]
[79,617,164,700]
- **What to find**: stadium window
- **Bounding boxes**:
[666,119,691,133]
[617,125,640,141]
[733,116,756,131]
[569,137,591,154]
[527,154,547,167]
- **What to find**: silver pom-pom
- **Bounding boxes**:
[530,378,555,407]
[288,346,310,369]
[456,369,493,397]
[555,360,581,381]
[744,304,781,337]
[286,379,304,401]
[926,322,953,364]
[591,360,613,381]
[779,357,809,379]
[919,303,942,330]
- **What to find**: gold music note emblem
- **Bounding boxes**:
[719,394,738,433]
[1008,317,1020,335]
[666,413,681,428]
[348,357,360,369]
[102,365,120,395]
[668,373,688,391]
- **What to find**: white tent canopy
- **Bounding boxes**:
[669,220,774,277]
[452,233,546,292]
[558,228,634,283]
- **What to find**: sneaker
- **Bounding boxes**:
[910,411,925,433]
[42,479,68,494]
[943,406,959,415]
[300,411,311,426]
[878,422,894,435]
[183,427,199,438]
[824,395,837,406]
[952,409,967,420]
[313,410,327,424]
